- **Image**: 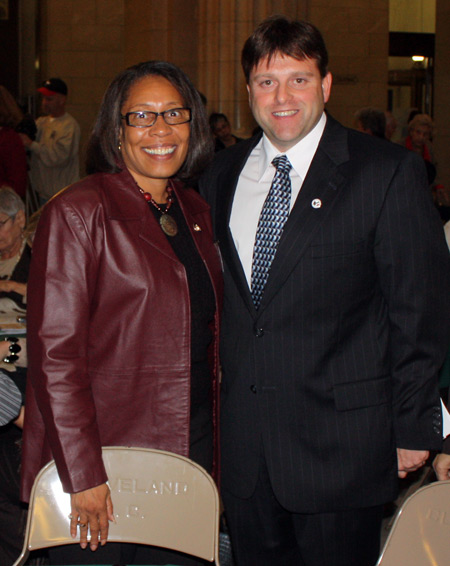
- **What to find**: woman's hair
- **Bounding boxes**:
[241,15,329,83]
[23,207,43,246]
[0,86,24,129]
[0,186,25,216]
[209,112,229,132]
[408,113,434,135]
[86,61,213,180]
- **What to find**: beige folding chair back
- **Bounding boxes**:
[13,447,220,565]
[377,480,450,565]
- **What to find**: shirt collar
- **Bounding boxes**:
[258,112,327,181]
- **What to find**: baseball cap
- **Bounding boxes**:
[38,78,68,96]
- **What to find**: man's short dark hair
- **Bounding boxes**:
[355,107,386,139]
[241,15,329,83]
[86,60,213,180]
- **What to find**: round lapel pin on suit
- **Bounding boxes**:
[311,199,322,209]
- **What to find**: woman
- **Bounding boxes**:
[0,186,30,312]
[21,61,223,565]
[209,112,243,152]
[0,86,28,199]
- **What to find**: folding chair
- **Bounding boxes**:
[377,480,450,565]
[13,447,221,565]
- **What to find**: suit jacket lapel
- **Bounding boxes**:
[258,116,350,312]
[215,137,262,317]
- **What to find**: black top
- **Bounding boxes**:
[148,195,216,472]
[0,244,31,310]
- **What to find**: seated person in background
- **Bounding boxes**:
[0,204,37,564]
[0,186,30,312]
[209,112,243,151]
[0,369,23,427]
[433,422,450,480]
[0,337,27,565]
[434,225,450,480]
[0,338,26,427]
[354,107,386,139]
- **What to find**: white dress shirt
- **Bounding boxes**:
[230,113,327,287]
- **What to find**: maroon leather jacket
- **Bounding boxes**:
[21,167,223,501]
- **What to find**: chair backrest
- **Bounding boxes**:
[13,447,220,565]
[377,480,450,565]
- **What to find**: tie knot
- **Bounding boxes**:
[272,155,292,175]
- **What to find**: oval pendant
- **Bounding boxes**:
[160,213,178,237]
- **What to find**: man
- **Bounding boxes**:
[20,78,80,204]
[354,107,386,138]
[200,16,450,566]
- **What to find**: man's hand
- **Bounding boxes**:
[397,448,429,478]
[433,452,450,481]
[70,483,114,550]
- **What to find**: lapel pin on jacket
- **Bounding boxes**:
[193,223,202,231]
[311,199,322,209]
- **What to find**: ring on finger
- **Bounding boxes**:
[78,522,87,528]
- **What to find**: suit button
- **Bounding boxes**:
[250,384,257,394]
[254,326,264,337]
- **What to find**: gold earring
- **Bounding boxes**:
[118,141,122,151]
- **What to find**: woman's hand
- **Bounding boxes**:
[0,338,27,366]
[0,280,27,297]
[433,452,450,481]
[0,340,10,359]
[13,405,25,428]
[70,483,115,550]
[15,338,27,367]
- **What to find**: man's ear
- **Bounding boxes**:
[322,72,332,103]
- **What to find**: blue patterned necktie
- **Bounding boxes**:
[251,155,292,309]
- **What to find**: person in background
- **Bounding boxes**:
[209,112,243,151]
[384,111,398,141]
[0,336,27,566]
[200,16,450,566]
[21,60,222,566]
[0,202,42,565]
[404,113,436,184]
[0,371,23,427]
[19,78,80,205]
[0,186,30,313]
[433,223,450,481]
[354,107,386,139]
[0,86,28,199]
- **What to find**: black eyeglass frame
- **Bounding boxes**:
[121,108,192,128]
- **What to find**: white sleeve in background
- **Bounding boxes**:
[441,398,450,439]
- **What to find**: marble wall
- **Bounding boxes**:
[33,0,449,191]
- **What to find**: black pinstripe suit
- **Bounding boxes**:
[200,115,450,564]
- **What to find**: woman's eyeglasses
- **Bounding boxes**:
[121,108,192,128]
